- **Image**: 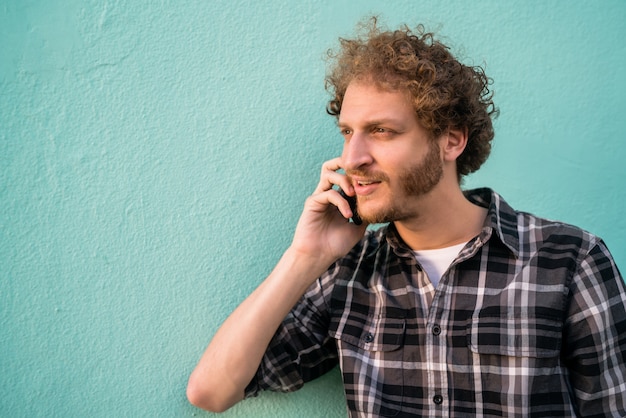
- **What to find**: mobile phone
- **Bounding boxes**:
[339,189,363,225]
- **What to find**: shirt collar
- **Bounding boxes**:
[464,188,520,257]
[383,188,520,258]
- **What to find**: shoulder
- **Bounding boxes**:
[517,210,600,253]
[504,199,621,286]
[306,225,392,305]
[468,188,602,261]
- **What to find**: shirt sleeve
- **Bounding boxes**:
[244,271,339,398]
[563,239,626,416]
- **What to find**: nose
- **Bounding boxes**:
[342,132,373,172]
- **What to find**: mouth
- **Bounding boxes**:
[351,178,383,196]
[347,170,388,196]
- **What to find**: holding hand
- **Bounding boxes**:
[290,157,368,265]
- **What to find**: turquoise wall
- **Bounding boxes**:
[2,1,625,417]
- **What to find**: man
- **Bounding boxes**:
[187,19,626,417]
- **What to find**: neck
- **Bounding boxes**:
[394,182,487,251]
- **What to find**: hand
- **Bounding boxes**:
[290,157,368,264]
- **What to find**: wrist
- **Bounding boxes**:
[284,245,337,274]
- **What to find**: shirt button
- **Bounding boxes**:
[363,333,374,343]
[432,324,441,336]
[433,394,443,405]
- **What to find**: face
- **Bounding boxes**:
[339,81,443,224]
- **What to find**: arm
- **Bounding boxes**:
[563,240,626,416]
[186,158,367,412]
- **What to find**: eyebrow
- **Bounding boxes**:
[337,118,406,129]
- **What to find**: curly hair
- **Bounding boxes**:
[325,17,498,181]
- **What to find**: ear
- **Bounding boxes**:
[440,127,468,162]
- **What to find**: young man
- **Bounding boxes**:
[187,19,626,417]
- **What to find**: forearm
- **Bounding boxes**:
[187,157,366,412]
[186,246,335,412]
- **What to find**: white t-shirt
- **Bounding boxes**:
[413,242,467,288]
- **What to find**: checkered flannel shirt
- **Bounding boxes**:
[245,188,626,417]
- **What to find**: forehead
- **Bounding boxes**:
[338,81,415,126]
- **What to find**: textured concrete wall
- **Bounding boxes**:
[2,1,625,417]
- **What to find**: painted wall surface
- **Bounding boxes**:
[2,1,625,417]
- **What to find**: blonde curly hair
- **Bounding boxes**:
[326,17,498,180]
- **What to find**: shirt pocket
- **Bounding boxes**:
[331,315,406,351]
[466,314,562,358]
[329,314,407,416]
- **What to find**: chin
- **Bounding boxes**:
[359,205,400,225]
[357,197,389,224]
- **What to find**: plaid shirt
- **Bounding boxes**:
[245,188,626,417]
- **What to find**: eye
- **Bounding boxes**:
[373,126,395,136]
[340,128,352,136]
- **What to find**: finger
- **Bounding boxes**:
[320,157,343,174]
[313,158,342,193]
[308,189,353,220]
[316,172,354,196]
[339,189,362,225]
[314,158,352,194]
[329,189,368,227]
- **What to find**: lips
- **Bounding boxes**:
[347,171,388,196]
[352,178,382,196]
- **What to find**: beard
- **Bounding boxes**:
[352,141,443,224]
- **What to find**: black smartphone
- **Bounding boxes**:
[339,189,363,225]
